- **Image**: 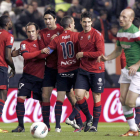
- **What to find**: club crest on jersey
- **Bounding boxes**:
[88,35,91,40]
[80,36,83,40]
[47,34,50,37]
[56,32,60,35]
[127,35,131,40]
[33,44,37,47]
[21,44,26,50]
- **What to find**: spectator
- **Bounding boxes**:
[108,23,119,43]
[56,9,65,26]
[31,0,46,30]
[79,0,94,12]
[67,0,85,31]
[15,4,34,38]
[133,0,140,18]
[93,10,111,43]
[0,0,16,23]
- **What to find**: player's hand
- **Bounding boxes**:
[41,48,50,54]
[76,52,83,60]
[128,64,139,76]
[97,54,108,63]
[51,34,58,40]
[11,48,19,57]
[9,69,15,78]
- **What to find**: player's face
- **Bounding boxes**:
[44,14,56,29]
[26,25,38,40]
[81,17,92,33]
[7,17,12,30]
[119,10,132,29]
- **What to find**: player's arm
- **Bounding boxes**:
[5,47,15,78]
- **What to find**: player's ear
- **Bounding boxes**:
[36,29,39,34]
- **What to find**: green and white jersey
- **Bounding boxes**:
[117,24,140,72]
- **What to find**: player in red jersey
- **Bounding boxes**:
[45,16,83,132]
[37,10,64,131]
[120,17,140,131]
[0,15,15,133]
[12,22,47,132]
[66,11,105,132]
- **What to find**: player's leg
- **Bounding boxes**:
[0,71,9,133]
[41,67,57,131]
[119,71,139,136]
[66,89,83,132]
[135,104,140,131]
[12,78,31,132]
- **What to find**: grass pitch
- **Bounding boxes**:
[0,122,139,140]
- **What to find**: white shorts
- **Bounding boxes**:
[118,67,140,94]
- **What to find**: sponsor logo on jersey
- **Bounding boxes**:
[62,35,70,39]
[0,32,2,34]
[61,59,76,65]
[121,44,131,48]
[10,37,14,43]
[47,34,50,37]
[21,44,26,50]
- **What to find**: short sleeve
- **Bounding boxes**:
[6,34,14,48]
[20,42,29,55]
[48,38,57,50]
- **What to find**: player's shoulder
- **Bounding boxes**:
[39,28,48,34]
[56,24,63,31]
[20,39,29,45]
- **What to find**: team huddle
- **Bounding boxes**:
[0,8,140,136]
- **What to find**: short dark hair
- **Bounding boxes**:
[25,22,39,31]
[0,15,10,28]
[61,16,73,29]
[133,17,140,28]
[80,11,92,21]
[44,9,56,19]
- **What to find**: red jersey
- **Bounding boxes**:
[20,39,45,81]
[0,29,14,68]
[38,25,63,69]
[120,49,126,69]
[78,28,105,73]
[48,30,79,73]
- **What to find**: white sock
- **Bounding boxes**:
[122,106,137,131]
[135,97,140,107]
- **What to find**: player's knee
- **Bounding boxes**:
[119,96,125,105]
[125,100,135,108]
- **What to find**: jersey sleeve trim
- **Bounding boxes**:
[6,45,12,48]
[21,51,28,55]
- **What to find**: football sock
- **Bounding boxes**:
[77,97,91,122]
[92,101,101,129]
[135,106,140,124]
[42,102,50,128]
[122,105,137,131]
[55,100,63,128]
[0,99,5,118]
[16,97,25,128]
[69,103,80,120]
[75,111,83,127]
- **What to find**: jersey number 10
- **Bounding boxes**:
[60,41,74,59]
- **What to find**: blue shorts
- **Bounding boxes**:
[57,69,78,92]
[42,66,57,87]
[75,68,104,93]
[0,67,8,90]
[18,77,42,101]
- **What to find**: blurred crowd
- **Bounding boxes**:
[0,0,140,42]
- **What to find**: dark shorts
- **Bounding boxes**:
[75,68,104,93]
[18,77,42,101]
[42,66,57,88]
[0,71,8,90]
[57,69,78,92]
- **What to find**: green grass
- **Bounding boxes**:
[0,122,139,140]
